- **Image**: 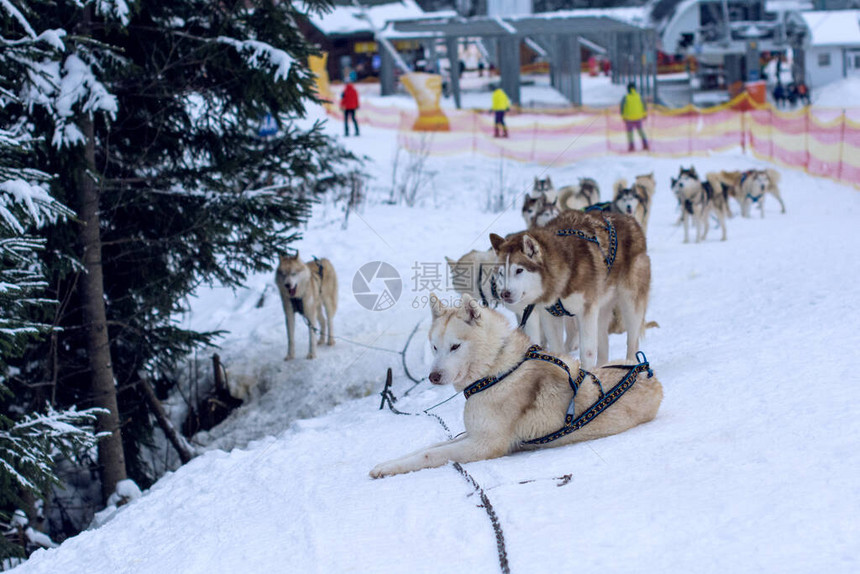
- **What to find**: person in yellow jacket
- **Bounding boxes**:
[620,83,649,151]
[491,87,510,138]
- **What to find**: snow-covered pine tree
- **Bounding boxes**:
[9,0,358,534]
[0,0,72,392]
[0,405,105,562]
[0,2,109,561]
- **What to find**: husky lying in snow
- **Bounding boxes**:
[369,294,662,478]
[275,252,338,360]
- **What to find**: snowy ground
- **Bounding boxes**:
[15,82,860,573]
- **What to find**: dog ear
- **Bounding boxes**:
[545,176,552,189]
[614,178,627,195]
[444,256,455,267]
[522,234,541,261]
[689,166,698,178]
[460,293,481,325]
[429,292,444,319]
[489,233,505,254]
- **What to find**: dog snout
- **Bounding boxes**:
[429,371,442,385]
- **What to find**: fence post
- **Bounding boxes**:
[472,110,478,156]
[741,109,747,154]
[769,106,774,161]
[688,109,693,156]
[804,106,811,174]
[604,109,611,154]
[838,109,846,184]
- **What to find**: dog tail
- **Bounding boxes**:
[765,168,781,185]
[323,258,338,315]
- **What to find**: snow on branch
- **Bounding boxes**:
[0,404,108,494]
[93,0,131,26]
[0,0,37,38]
[216,36,295,82]
[0,179,73,233]
[52,53,119,147]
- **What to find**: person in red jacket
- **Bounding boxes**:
[340,83,360,136]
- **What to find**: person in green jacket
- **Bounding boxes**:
[491,87,510,138]
[620,83,649,152]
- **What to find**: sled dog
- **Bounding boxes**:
[710,169,785,218]
[557,177,600,212]
[522,193,561,229]
[275,252,338,360]
[737,169,785,218]
[671,167,730,243]
[490,209,650,369]
[369,294,662,478]
[612,173,655,234]
[522,176,560,229]
[445,248,544,344]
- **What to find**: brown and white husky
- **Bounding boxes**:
[275,252,338,360]
[490,209,650,369]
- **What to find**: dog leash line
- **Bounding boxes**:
[378,376,511,574]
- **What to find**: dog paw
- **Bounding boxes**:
[327,339,335,346]
[284,354,294,361]
[369,463,397,479]
[306,352,316,359]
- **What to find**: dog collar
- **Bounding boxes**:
[463,345,542,399]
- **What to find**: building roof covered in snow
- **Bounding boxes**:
[796,10,860,46]
[308,0,455,36]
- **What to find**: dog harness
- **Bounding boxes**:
[462,345,653,445]
[584,201,612,213]
[476,265,501,308]
[289,257,325,318]
[555,213,618,275]
[545,299,575,317]
[537,213,618,320]
[290,297,305,316]
[738,170,763,203]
